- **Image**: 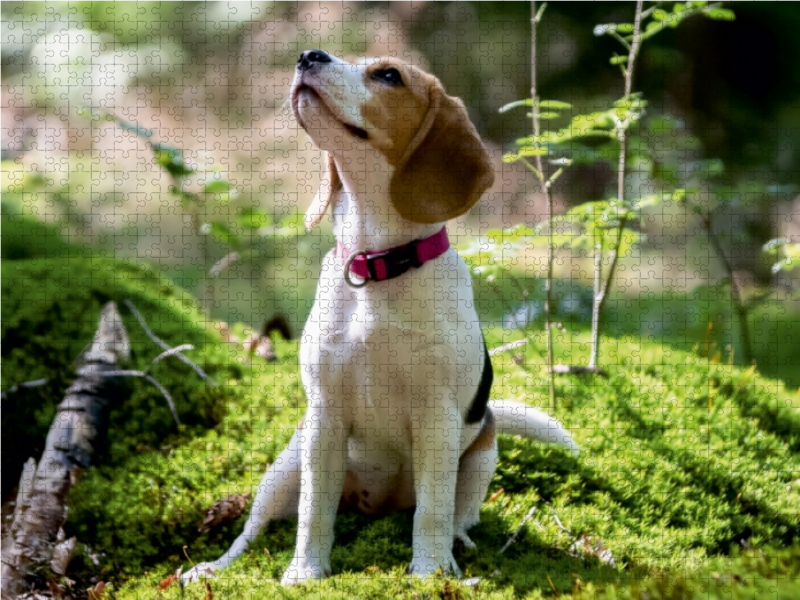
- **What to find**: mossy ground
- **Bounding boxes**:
[3,254,799,599]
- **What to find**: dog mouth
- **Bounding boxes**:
[293,84,369,141]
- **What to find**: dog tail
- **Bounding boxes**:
[488,399,580,456]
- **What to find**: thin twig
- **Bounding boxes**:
[147,344,196,372]
[124,299,216,384]
[489,338,530,357]
[548,504,574,539]
[102,370,181,426]
[500,505,537,554]
[551,364,609,378]
[531,0,556,411]
[1,378,48,401]
[589,0,644,368]
[124,299,168,348]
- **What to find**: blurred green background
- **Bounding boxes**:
[3,1,800,383]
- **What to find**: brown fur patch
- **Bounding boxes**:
[359,60,435,166]
[462,408,496,455]
[386,73,494,224]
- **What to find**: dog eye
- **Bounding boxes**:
[373,68,403,87]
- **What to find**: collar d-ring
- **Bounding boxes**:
[343,250,369,288]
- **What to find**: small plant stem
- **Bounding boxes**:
[703,213,755,364]
[531,0,556,410]
[588,0,643,369]
[589,235,604,368]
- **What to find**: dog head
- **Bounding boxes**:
[291,50,494,228]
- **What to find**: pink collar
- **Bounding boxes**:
[336,227,450,288]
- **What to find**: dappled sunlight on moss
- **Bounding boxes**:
[3,257,799,597]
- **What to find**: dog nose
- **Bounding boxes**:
[297,50,331,71]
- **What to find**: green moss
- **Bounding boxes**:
[3,257,800,597]
[0,256,238,558]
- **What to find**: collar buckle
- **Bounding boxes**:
[343,250,369,288]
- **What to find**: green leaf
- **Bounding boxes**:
[238,208,272,230]
[570,112,617,134]
[499,99,533,114]
[610,55,629,66]
[203,179,234,194]
[209,221,237,245]
[519,147,548,157]
[704,8,735,20]
[538,100,573,110]
[153,144,195,177]
[614,94,648,110]
[653,9,672,22]
[536,111,562,120]
[616,228,643,258]
[503,153,519,164]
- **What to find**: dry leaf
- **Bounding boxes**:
[204,580,214,600]
[156,566,183,590]
[88,581,107,599]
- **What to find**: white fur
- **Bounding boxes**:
[182,52,578,586]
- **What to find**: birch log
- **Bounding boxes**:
[1,302,130,599]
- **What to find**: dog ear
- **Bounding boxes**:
[389,84,494,224]
[305,151,342,230]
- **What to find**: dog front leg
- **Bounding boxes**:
[409,399,462,578]
[182,426,303,584]
[281,407,347,585]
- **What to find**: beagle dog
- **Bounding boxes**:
[183,50,578,585]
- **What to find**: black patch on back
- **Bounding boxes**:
[465,338,493,424]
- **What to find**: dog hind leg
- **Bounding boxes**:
[453,409,498,549]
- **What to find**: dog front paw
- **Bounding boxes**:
[409,551,462,579]
[180,562,219,585]
[280,557,331,586]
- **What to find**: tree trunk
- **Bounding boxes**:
[1,302,130,599]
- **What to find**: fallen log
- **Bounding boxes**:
[1,302,130,599]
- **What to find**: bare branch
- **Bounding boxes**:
[124,299,216,384]
[148,344,196,372]
[102,370,181,426]
[531,0,556,411]
[548,504,575,539]
[552,364,609,378]
[500,505,538,554]
[590,0,643,367]
[489,338,530,357]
